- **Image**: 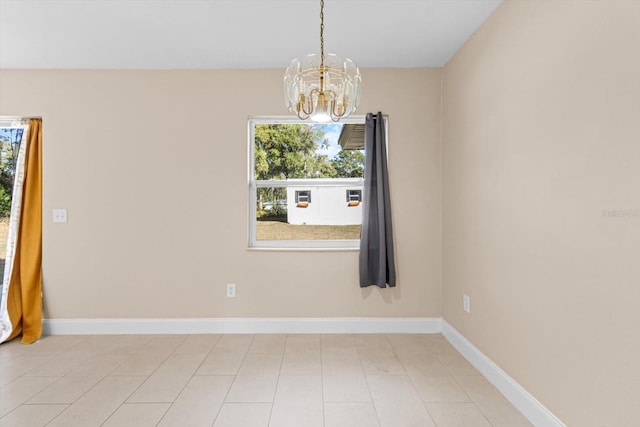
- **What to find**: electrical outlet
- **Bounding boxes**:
[226,283,236,298]
[463,294,470,313]
[53,209,68,223]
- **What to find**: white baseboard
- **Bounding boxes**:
[43,317,442,335]
[441,320,565,427]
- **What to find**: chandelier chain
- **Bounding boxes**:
[320,0,325,67]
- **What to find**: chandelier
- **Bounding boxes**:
[284,0,361,123]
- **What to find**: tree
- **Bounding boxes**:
[0,128,23,218]
[331,149,365,178]
[254,124,334,180]
[254,124,336,216]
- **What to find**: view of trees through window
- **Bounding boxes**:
[251,122,365,245]
[0,127,24,280]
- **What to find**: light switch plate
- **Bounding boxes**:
[463,294,470,313]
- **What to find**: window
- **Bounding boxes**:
[295,190,311,204]
[249,116,370,249]
[0,124,26,286]
[346,189,362,202]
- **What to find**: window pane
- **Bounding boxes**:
[255,185,362,241]
[254,123,364,180]
[0,127,24,282]
[251,120,369,247]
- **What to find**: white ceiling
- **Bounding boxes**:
[0,0,502,69]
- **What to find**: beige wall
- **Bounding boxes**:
[0,68,442,319]
[443,1,640,426]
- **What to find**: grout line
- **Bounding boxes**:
[320,335,326,427]
[267,334,287,427]
[356,335,381,426]
[211,334,257,425]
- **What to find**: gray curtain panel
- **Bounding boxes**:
[359,112,396,288]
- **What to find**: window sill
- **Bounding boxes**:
[247,246,360,252]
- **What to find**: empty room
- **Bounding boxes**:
[0,0,638,426]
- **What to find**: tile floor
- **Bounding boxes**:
[0,333,532,427]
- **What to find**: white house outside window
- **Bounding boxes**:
[249,117,369,249]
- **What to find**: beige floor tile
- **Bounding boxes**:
[280,350,321,375]
[386,334,434,355]
[423,334,449,344]
[157,375,234,427]
[354,334,396,364]
[454,376,533,427]
[24,351,94,377]
[128,353,205,402]
[249,335,287,354]
[0,340,29,362]
[410,373,471,403]
[355,335,404,375]
[127,375,193,403]
[425,338,459,358]
[67,335,125,353]
[109,355,166,376]
[397,352,449,375]
[173,334,221,354]
[270,375,323,427]
[438,351,480,376]
[212,403,272,427]
[48,336,89,348]
[0,355,55,386]
[153,352,206,376]
[323,374,371,403]
[46,376,146,427]
[426,403,493,427]
[133,335,187,359]
[67,354,129,377]
[25,336,85,354]
[226,353,282,402]
[285,334,321,353]
[105,338,179,377]
[354,335,394,353]
[374,399,436,427]
[322,352,364,375]
[366,374,421,403]
[0,376,60,417]
[27,375,105,404]
[102,335,153,357]
[321,334,358,354]
[367,375,436,427]
[196,335,254,375]
[0,333,532,427]
[142,334,187,348]
[359,352,405,375]
[324,402,380,427]
[102,403,170,427]
[0,403,68,427]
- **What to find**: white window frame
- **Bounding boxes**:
[248,115,387,249]
[295,190,311,204]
